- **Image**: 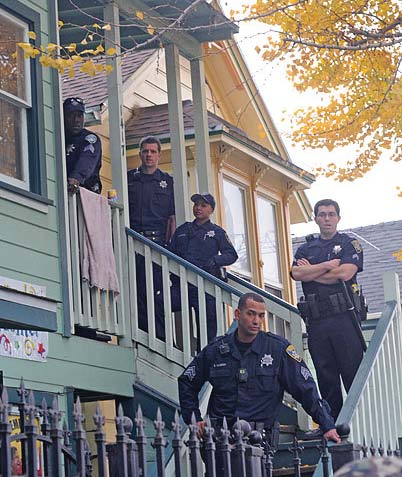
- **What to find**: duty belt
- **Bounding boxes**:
[137,230,164,244]
[297,292,349,323]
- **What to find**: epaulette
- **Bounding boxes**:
[265,331,289,346]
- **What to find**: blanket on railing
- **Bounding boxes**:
[79,187,120,295]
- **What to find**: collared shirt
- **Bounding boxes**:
[66,128,102,193]
[178,330,335,432]
[127,167,175,236]
[168,220,238,275]
[293,232,363,297]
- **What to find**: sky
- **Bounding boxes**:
[221,3,402,237]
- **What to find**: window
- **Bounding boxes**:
[256,195,282,291]
[222,178,251,276]
[0,1,45,196]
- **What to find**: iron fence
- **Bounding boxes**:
[0,383,401,477]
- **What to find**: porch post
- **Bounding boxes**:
[104,2,129,226]
[190,54,212,193]
[165,43,190,223]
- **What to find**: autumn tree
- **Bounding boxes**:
[236,0,402,183]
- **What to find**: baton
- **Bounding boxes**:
[338,279,367,352]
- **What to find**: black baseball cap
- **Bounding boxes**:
[63,97,85,113]
[191,192,216,210]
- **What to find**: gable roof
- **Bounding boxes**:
[61,49,155,109]
[292,220,402,313]
[125,100,314,182]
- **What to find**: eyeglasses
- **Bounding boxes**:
[316,212,338,219]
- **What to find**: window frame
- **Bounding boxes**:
[221,175,253,280]
[255,192,284,293]
[0,0,47,199]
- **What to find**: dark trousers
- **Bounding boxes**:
[135,254,165,340]
[307,313,364,420]
[170,281,217,345]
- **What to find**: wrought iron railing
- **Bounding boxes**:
[1,382,401,477]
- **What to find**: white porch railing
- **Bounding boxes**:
[68,193,128,336]
[336,271,402,449]
[68,194,304,367]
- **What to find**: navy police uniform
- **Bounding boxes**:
[168,220,238,343]
[178,330,335,434]
[293,232,364,419]
[127,167,175,339]
[66,128,102,193]
[127,167,175,243]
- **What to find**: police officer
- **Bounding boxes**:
[178,292,340,444]
[168,193,238,343]
[63,97,102,193]
[127,136,175,338]
[291,199,365,420]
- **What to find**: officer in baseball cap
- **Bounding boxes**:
[63,97,102,193]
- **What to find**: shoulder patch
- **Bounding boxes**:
[85,134,98,144]
[351,239,362,253]
[286,344,302,362]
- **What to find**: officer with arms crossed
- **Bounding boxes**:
[178,292,340,444]
[63,97,102,193]
[127,136,175,339]
[291,199,365,420]
[168,192,238,344]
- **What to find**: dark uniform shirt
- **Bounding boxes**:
[168,220,238,277]
[66,128,102,193]
[293,232,363,298]
[178,330,335,432]
[127,167,175,237]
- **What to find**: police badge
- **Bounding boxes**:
[332,245,342,255]
[260,354,273,367]
[159,180,167,189]
[204,230,215,239]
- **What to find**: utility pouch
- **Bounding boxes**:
[306,294,320,320]
[329,294,341,315]
[359,293,368,321]
[297,298,310,323]
[352,292,362,312]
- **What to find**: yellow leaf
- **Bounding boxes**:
[104,64,114,75]
[92,23,101,29]
[147,25,155,35]
[28,31,36,40]
[88,34,94,41]
[66,43,77,52]
[102,24,111,31]
[136,11,144,20]
[106,47,116,55]
[11,51,17,59]
[80,60,97,77]
[94,44,104,54]
[81,38,88,45]
[47,43,59,52]
[58,20,64,29]
[255,45,261,54]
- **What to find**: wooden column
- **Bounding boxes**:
[190,54,212,193]
[165,43,190,223]
[104,2,129,226]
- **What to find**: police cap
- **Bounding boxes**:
[191,192,216,210]
[63,97,85,113]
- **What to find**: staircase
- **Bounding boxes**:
[68,195,402,476]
